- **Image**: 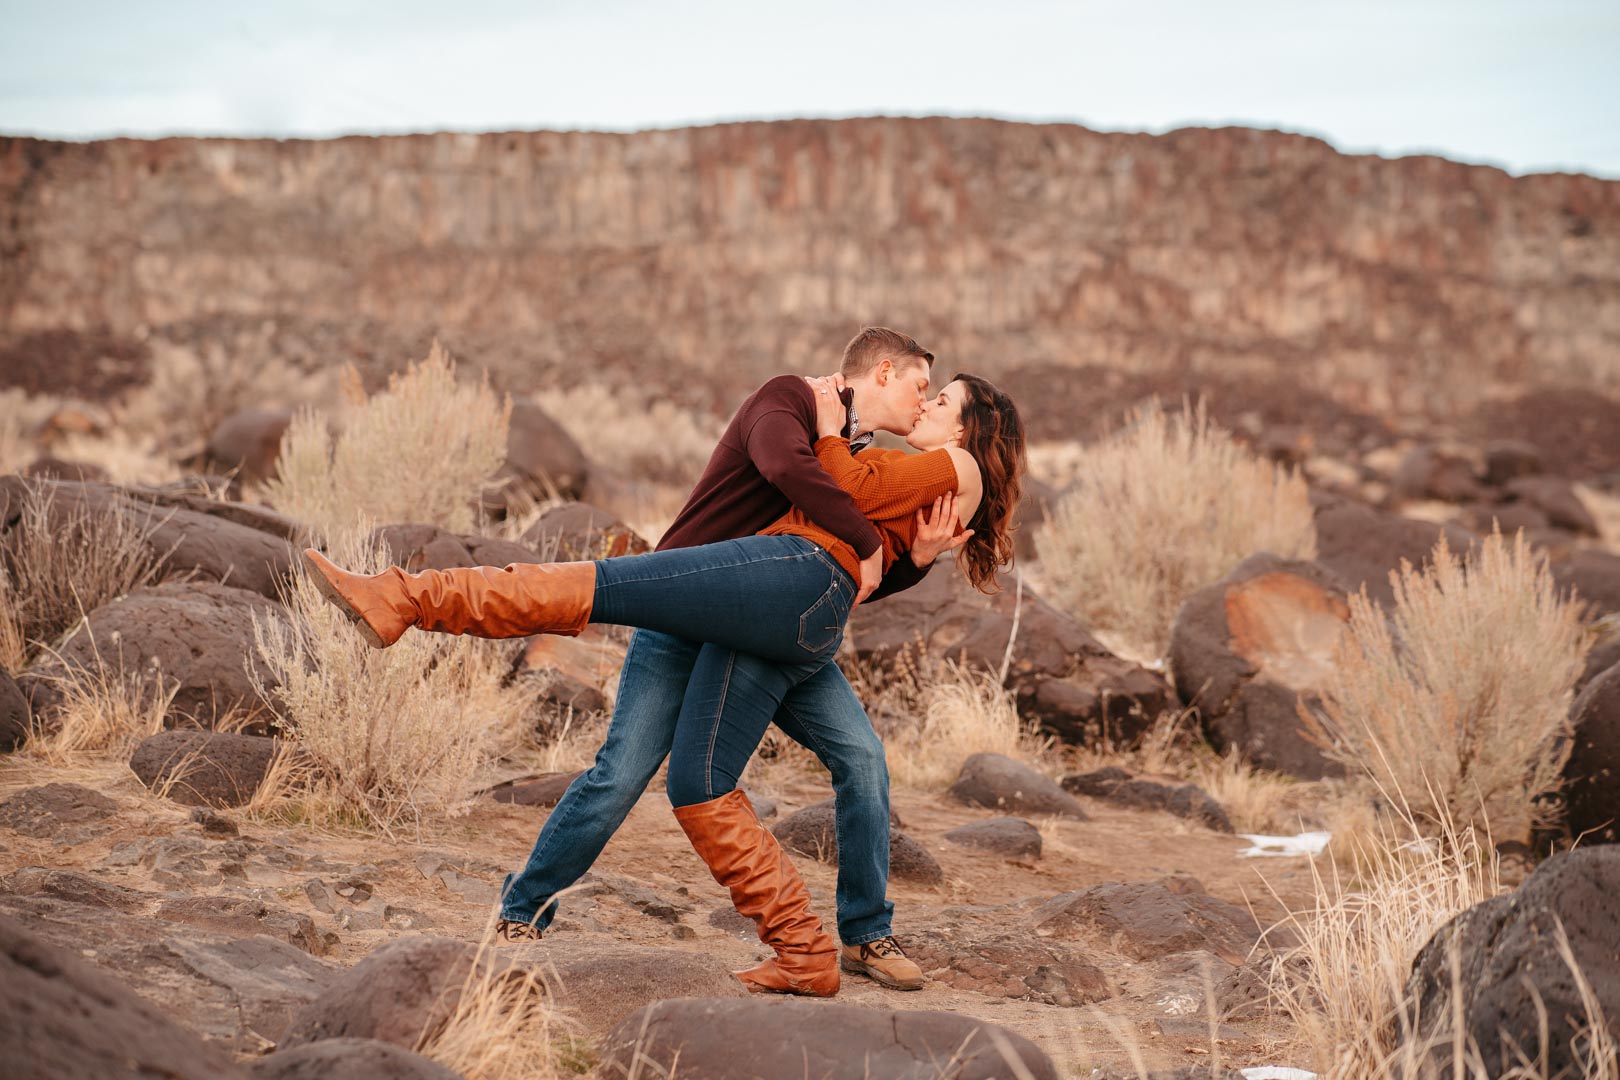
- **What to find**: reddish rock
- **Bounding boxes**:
[22,456,107,482]
[1482,439,1545,486]
[0,476,296,600]
[519,501,650,561]
[943,817,1043,860]
[369,522,543,573]
[205,407,294,484]
[771,801,941,884]
[0,783,118,838]
[249,1039,459,1080]
[904,929,1109,1006]
[484,400,589,510]
[1168,553,1350,778]
[1503,475,1599,535]
[278,936,504,1052]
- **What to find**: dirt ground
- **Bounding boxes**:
[0,749,1328,1076]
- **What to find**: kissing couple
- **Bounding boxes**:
[304,326,1026,997]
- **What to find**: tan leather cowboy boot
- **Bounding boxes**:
[673,789,839,997]
[301,548,595,648]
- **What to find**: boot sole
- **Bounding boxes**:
[840,958,925,991]
[300,550,388,650]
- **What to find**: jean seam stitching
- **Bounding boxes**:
[700,650,737,803]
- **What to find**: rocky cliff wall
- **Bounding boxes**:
[3,118,1618,422]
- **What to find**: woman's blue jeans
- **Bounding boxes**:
[589,534,856,812]
[498,534,893,941]
[588,534,854,672]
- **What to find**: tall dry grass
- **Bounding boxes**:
[1269,788,1617,1080]
[250,528,540,836]
[19,634,177,764]
[1034,401,1315,659]
[266,343,510,540]
[415,926,589,1079]
[851,652,1050,791]
[1312,531,1586,845]
[0,483,164,671]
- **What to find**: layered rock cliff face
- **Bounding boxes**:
[3,118,1618,427]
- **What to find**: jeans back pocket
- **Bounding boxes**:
[796,576,851,657]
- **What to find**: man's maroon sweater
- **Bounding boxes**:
[658,375,930,601]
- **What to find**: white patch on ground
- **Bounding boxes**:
[1235,831,1331,858]
[1241,1068,1319,1080]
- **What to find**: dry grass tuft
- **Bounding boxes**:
[20,633,176,765]
[266,343,511,540]
[1312,530,1586,845]
[1267,798,1504,1078]
[415,925,590,1079]
[1268,784,1618,1080]
[1035,401,1315,659]
[0,482,164,670]
[850,651,1050,791]
[250,528,540,836]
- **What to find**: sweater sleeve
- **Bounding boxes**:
[812,438,961,522]
[868,555,933,602]
[745,408,882,560]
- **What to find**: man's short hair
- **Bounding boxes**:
[840,326,934,379]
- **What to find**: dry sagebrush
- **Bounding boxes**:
[1313,531,1586,845]
[1035,401,1315,659]
[855,652,1049,791]
[251,529,538,835]
[267,343,510,540]
[0,483,164,671]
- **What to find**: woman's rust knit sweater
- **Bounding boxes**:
[759,436,960,582]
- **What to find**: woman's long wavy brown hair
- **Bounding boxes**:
[951,374,1026,593]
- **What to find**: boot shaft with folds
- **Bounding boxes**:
[302,548,595,648]
[673,789,839,997]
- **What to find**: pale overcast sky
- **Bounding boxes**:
[3,0,1617,177]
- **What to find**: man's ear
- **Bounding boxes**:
[874,358,892,385]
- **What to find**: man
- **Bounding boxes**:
[496,327,965,991]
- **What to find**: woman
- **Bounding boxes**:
[303,374,1025,996]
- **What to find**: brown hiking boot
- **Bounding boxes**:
[495,918,543,944]
[301,548,595,649]
[840,937,925,990]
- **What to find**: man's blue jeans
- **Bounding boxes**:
[499,539,894,943]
